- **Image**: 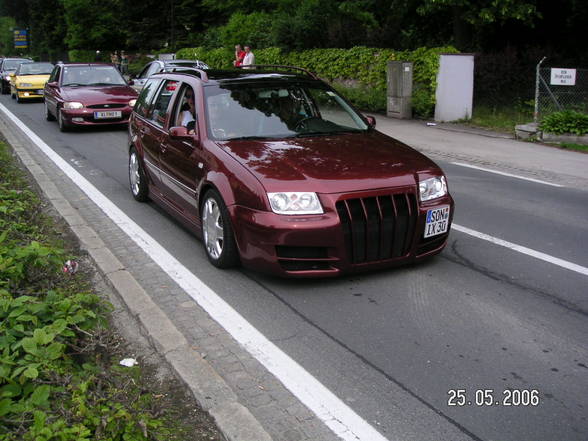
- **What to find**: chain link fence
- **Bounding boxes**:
[536,67,588,119]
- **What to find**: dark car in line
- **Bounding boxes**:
[44,63,138,131]
[127,66,454,277]
[131,59,209,92]
[0,57,33,94]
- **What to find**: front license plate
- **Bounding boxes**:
[424,206,450,238]
[94,111,122,119]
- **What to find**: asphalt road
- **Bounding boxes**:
[3,95,587,441]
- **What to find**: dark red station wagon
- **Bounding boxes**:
[128,66,454,277]
[44,63,138,131]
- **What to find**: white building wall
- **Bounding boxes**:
[434,54,474,122]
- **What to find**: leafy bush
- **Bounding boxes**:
[0,143,212,441]
[68,49,98,63]
[332,83,386,113]
[540,111,588,135]
[175,45,458,117]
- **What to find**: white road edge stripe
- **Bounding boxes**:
[450,162,564,187]
[0,103,390,441]
[452,224,588,277]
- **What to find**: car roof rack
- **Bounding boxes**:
[235,65,320,80]
[163,66,209,82]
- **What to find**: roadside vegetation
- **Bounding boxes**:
[462,103,533,134]
[0,141,220,441]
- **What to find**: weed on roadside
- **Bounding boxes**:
[0,141,221,441]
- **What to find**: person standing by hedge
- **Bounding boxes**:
[110,51,119,70]
[234,44,245,66]
[242,45,255,69]
[120,50,129,75]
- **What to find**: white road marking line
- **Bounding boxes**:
[450,162,564,187]
[452,224,588,277]
[0,103,390,441]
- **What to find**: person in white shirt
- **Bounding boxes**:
[180,88,196,133]
[242,45,255,69]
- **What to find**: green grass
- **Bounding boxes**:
[462,104,533,134]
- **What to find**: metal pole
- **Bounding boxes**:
[534,56,547,123]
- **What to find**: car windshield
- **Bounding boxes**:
[62,65,126,86]
[3,59,30,71]
[204,82,368,140]
[17,62,54,75]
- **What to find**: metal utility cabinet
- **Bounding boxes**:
[387,61,413,119]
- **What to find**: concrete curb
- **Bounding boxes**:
[0,112,272,441]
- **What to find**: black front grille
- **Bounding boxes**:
[336,193,417,264]
[87,103,126,109]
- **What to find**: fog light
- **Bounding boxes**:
[72,117,84,122]
[24,92,30,97]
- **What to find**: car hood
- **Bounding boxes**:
[61,85,137,104]
[220,130,441,193]
[16,74,50,86]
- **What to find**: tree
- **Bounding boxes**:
[62,0,125,50]
[416,0,540,50]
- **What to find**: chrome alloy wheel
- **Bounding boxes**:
[129,152,141,196]
[202,197,224,260]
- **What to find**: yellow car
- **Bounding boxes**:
[10,62,54,102]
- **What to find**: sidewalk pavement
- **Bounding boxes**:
[2,106,586,441]
[372,116,588,189]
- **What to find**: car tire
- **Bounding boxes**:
[0,82,7,95]
[11,89,15,99]
[58,108,68,132]
[128,147,149,202]
[201,189,239,268]
[44,101,55,121]
[15,93,21,103]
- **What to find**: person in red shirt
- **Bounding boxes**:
[234,44,245,66]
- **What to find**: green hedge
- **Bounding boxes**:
[540,110,588,136]
[176,45,458,117]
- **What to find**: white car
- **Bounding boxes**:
[131,59,208,91]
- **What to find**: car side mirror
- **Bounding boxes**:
[365,115,376,128]
[169,126,198,143]
[46,81,57,88]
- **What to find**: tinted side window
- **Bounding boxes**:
[148,80,178,127]
[48,66,61,83]
[134,78,162,118]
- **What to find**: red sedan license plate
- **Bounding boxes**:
[94,110,122,119]
[424,206,450,238]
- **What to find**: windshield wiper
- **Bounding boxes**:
[62,83,86,87]
[224,135,270,141]
[87,82,119,86]
[294,129,362,138]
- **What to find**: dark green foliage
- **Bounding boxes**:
[540,111,588,136]
[219,12,275,49]
[62,0,125,50]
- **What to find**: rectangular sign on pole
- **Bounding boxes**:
[550,68,576,86]
[13,29,28,49]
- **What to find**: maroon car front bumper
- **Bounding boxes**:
[229,188,454,278]
[61,106,133,126]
